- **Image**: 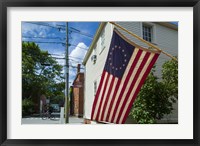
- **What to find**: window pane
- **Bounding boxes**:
[145,31,147,36]
[94,81,97,96]
[101,28,105,50]
[149,32,151,38]
[142,24,153,42]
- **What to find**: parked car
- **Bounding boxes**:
[50,104,60,112]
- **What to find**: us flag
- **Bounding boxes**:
[91,28,160,124]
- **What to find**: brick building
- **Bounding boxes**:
[71,64,84,117]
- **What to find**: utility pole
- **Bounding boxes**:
[65,22,69,123]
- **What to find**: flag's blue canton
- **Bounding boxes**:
[104,30,135,79]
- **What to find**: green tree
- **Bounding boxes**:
[162,58,178,101]
[129,58,178,124]
[22,42,65,114]
[22,97,34,117]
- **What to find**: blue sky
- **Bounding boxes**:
[22,22,100,85]
[22,21,177,85]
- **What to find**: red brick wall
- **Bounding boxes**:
[73,73,84,117]
[73,87,79,116]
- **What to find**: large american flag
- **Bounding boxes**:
[91,28,160,124]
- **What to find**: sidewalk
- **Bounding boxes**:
[68,116,84,124]
[22,115,84,124]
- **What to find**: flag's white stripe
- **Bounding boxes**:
[98,75,113,121]
[113,51,147,123]
[92,72,108,120]
[108,48,140,122]
[103,78,118,121]
[119,53,155,123]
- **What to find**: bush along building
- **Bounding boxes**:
[82,22,178,124]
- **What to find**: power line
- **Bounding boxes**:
[46,54,83,61]
[52,57,65,60]
[48,53,65,56]
[70,27,93,37]
[69,27,93,39]
[24,22,93,39]
[48,55,83,62]
[24,22,65,31]
[56,24,66,28]
[70,27,80,32]
[23,41,88,51]
[68,56,83,60]
[69,65,84,69]
[69,44,88,50]
[51,56,83,62]
[22,36,65,40]
[23,40,64,44]
[69,59,82,63]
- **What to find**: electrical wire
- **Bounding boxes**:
[70,29,93,39]
[69,65,84,69]
[24,22,65,31]
[69,44,88,50]
[69,56,83,60]
[47,54,83,61]
[23,40,65,44]
[24,22,94,39]
[48,53,65,56]
[23,41,88,51]
[22,36,65,40]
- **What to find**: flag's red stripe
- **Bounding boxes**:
[106,79,121,122]
[91,71,106,120]
[115,52,152,123]
[95,73,110,121]
[121,53,159,124]
[97,75,114,121]
[99,76,115,122]
[113,52,151,123]
[110,49,143,123]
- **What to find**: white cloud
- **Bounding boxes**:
[48,42,88,85]
[68,42,88,85]
[22,22,50,38]
[69,42,88,66]
[51,52,65,67]
[22,22,66,38]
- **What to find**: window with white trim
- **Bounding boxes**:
[142,24,153,42]
[91,44,97,64]
[94,80,97,96]
[93,44,97,55]
[100,28,105,53]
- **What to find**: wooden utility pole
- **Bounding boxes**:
[65,22,69,123]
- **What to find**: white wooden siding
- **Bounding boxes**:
[116,22,178,78]
[84,24,113,119]
[84,22,178,123]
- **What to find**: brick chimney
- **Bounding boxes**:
[77,64,81,74]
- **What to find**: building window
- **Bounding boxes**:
[91,45,97,64]
[94,81,97,96]
[93,44,97,55]
[142,24,153,42]
[100,28,105,53]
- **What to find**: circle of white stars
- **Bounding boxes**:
[109,45,127,70]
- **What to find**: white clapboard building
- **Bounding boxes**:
[82,22,178,123]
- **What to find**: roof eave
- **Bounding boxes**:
[155,22,178,31]
[82,22,107,66]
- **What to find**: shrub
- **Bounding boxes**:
[129,58,178,124]
[22,98,34,117]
